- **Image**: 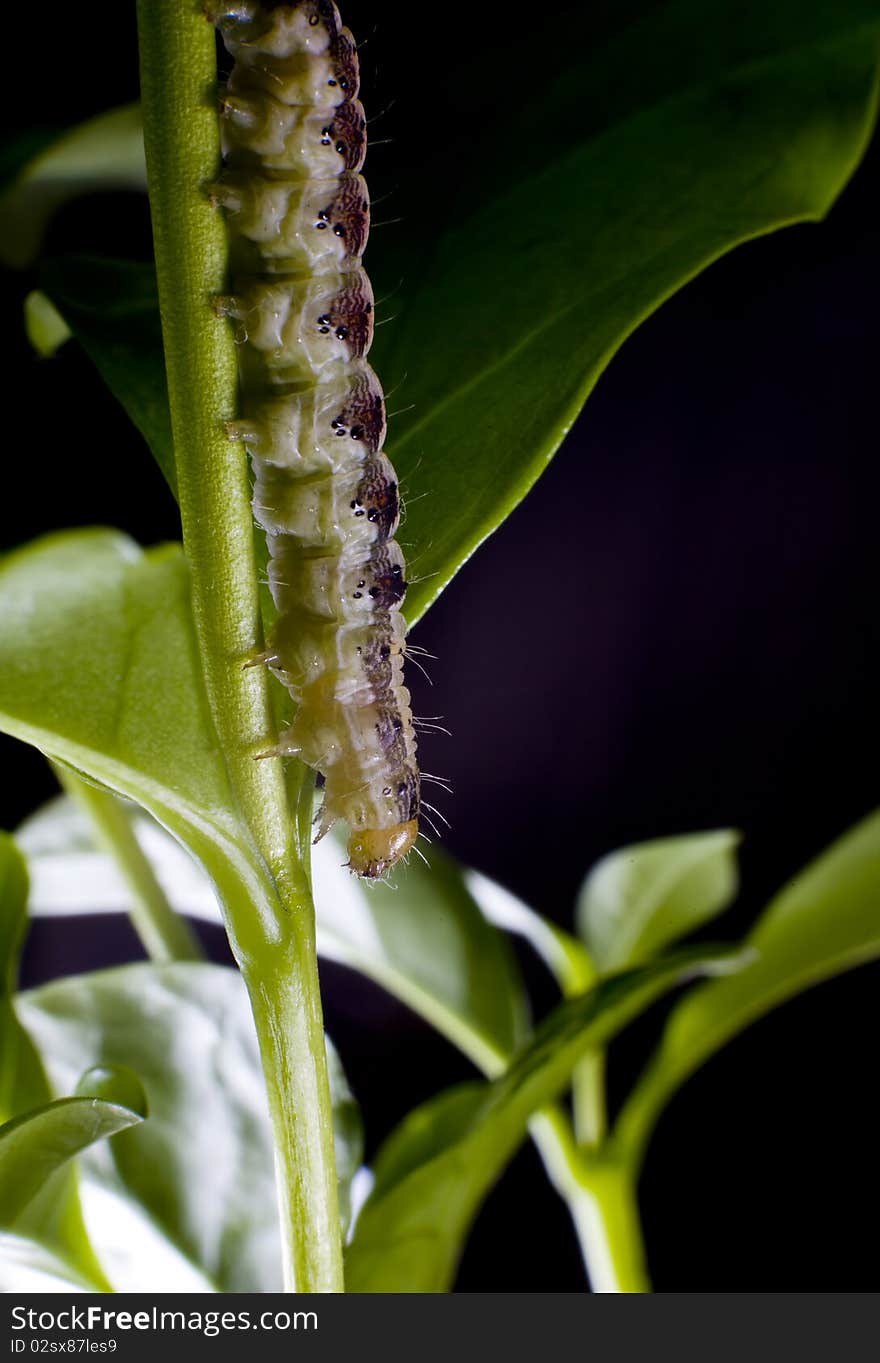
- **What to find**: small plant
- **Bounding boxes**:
[0,0,878,1293]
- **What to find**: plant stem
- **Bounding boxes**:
[572,1047,607,1149]
[530,1109,651,1292]
[54,764,204,963]
[136,0,342,1292]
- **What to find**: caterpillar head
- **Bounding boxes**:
[348,821,419,878]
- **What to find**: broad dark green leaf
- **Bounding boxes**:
[0,1067,146,1229]
[345,945,743,1291]
[369,2,880,621]
[615,809,880,1166]
[0,106,145,269]
[576,831,741,974]
[17,962,360,1292]
[0,530,269,929]
[38,5,880,625]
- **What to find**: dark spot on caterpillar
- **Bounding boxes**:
[350,424,363,440]
[380,645,391,659]
[335,325,349,340]
[316,221,328,229]
[383,786,392,797]
[333,223,346,237]
[352,591,363,599]
[336,141,347,155]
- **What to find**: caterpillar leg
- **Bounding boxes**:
[241,648,278,670]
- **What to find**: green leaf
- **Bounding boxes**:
[0,530,272,956]
[20,794,530,1079]
[577,830,741,974]
[18,794,220,922]
[465,868,596,996]
[345,945,743,1291]
[0,105,145,269]
[17,961,361,1292]
[615,809,880,1166]
[39,258,176,496]
[369,1,880,622]
[0,1069,146,1230]
[23,290,71,358]
[314,837,530,1075]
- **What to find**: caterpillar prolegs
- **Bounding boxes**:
[209,0,420,877]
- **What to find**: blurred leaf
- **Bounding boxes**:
[0,1069,145,1232]
[17,961,361,1292]
[0,835,113,1288]
[0,833,50,1121]
[0,105,145,269]
[39,258,176,495]
[18,795,221,922]
[346,945,744,1291]
[23,290,71,358]
[615,809,880,1165]
[21,794,530,1078]
[0,1232,96,1292]
[314,838,530,1074]
[465,868,596,996]
[577,830,741,974]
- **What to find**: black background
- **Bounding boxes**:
[1,2,879,1291]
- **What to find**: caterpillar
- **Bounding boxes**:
[208,0,420,878]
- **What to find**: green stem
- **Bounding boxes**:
[571,1048,607,1149]
[54,764,204,963]
[136,0,342,1292]
[529,1110,651,1292]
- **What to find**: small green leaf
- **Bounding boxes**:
[0,1072,145,1230]
[0,105,145,269]
[17,961,361,1292]
[23,290,71,358]
[346,945,743,1291]
[615,809,880,1166]
[39,258,176,495]
[577,830,741,974]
